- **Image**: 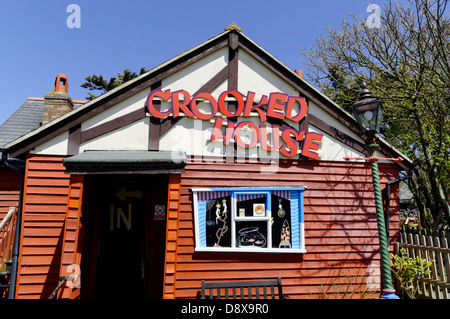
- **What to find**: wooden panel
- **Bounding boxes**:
[15,154,70,299]
[148,82,162,151]
[163,174,181,299]
[58,174,83,299]
[67,124,81,156]
[170,158,400,299]
[0,168,21,221]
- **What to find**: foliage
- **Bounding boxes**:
[80,67,147,100]
[391,248,433,299]
[308,267,379,299]
[301,0,450,230]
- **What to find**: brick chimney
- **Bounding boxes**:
[42,74,73,125]
[295,69,304,78]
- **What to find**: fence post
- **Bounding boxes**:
[434,236,448,299]
[442,236,450,299]
[413,233,425,297]
[426,235,438,299]
[420,235,431,298]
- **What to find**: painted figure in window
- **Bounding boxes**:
[279,220,291,248]
[237,227,266,247]
[277,198,286,218]
[214,199,228,247]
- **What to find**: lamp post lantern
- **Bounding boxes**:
[351,83,399,299]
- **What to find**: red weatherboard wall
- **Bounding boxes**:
[15,154,70,299]
[0,167,22,278]
[58,174,83,299]
[0,167,21,222]
[168,158,400,299]
[8,154,400,299]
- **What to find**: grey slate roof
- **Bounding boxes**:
[0,99,84,148]
[0,99,44,148]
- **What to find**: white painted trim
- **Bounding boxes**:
[193,191,200,249]
[192,187,307,254]
[195,247,307,254]
[192,186,307,192]
[0,207,17,231]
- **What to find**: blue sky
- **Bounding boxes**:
[0,0,390,125]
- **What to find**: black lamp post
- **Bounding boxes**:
[351,82,399,299]
[351,84,383,134]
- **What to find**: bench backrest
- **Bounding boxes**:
[201,277,284,299]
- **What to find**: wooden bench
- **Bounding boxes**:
[201,277,291,299]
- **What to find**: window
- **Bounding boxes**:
[193,187,306,253]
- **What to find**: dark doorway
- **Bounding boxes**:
[80,174,168,299]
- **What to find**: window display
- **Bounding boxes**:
[193,187,306,253]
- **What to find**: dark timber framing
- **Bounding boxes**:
[79,108,146,145]
[67,124,81,155]
[149,81,162,151]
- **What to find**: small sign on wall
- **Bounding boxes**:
[154,205,166,220]
[253,203,265,217]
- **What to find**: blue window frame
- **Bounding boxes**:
[193,187,306,253]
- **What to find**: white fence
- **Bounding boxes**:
[396,232,450,299]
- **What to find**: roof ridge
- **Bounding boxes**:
[27,97,88,104]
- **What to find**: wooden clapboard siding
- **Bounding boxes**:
[15,154,70,299]
[164,174,181,299]
[58,174,83,299]
[0,168,21,222]
[171,158,400,299]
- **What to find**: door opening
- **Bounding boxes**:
[80,174,168,298]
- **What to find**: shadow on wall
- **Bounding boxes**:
[301,161,399,290]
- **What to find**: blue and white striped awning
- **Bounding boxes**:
[196,190,290,202]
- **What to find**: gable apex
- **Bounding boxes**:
[225,22,242,32]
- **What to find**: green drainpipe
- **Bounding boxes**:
[367,143,399,299]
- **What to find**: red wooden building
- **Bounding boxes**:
[0,24,412,299]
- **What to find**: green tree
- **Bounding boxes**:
[301,0,450,230]
[81,67,147,100]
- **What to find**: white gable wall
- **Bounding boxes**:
[238,50,298,96]
[162,47,229,96]
[30,42,371,162]
[31,131,69,155]
[79,119,150,152]
[81,89,149,131]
